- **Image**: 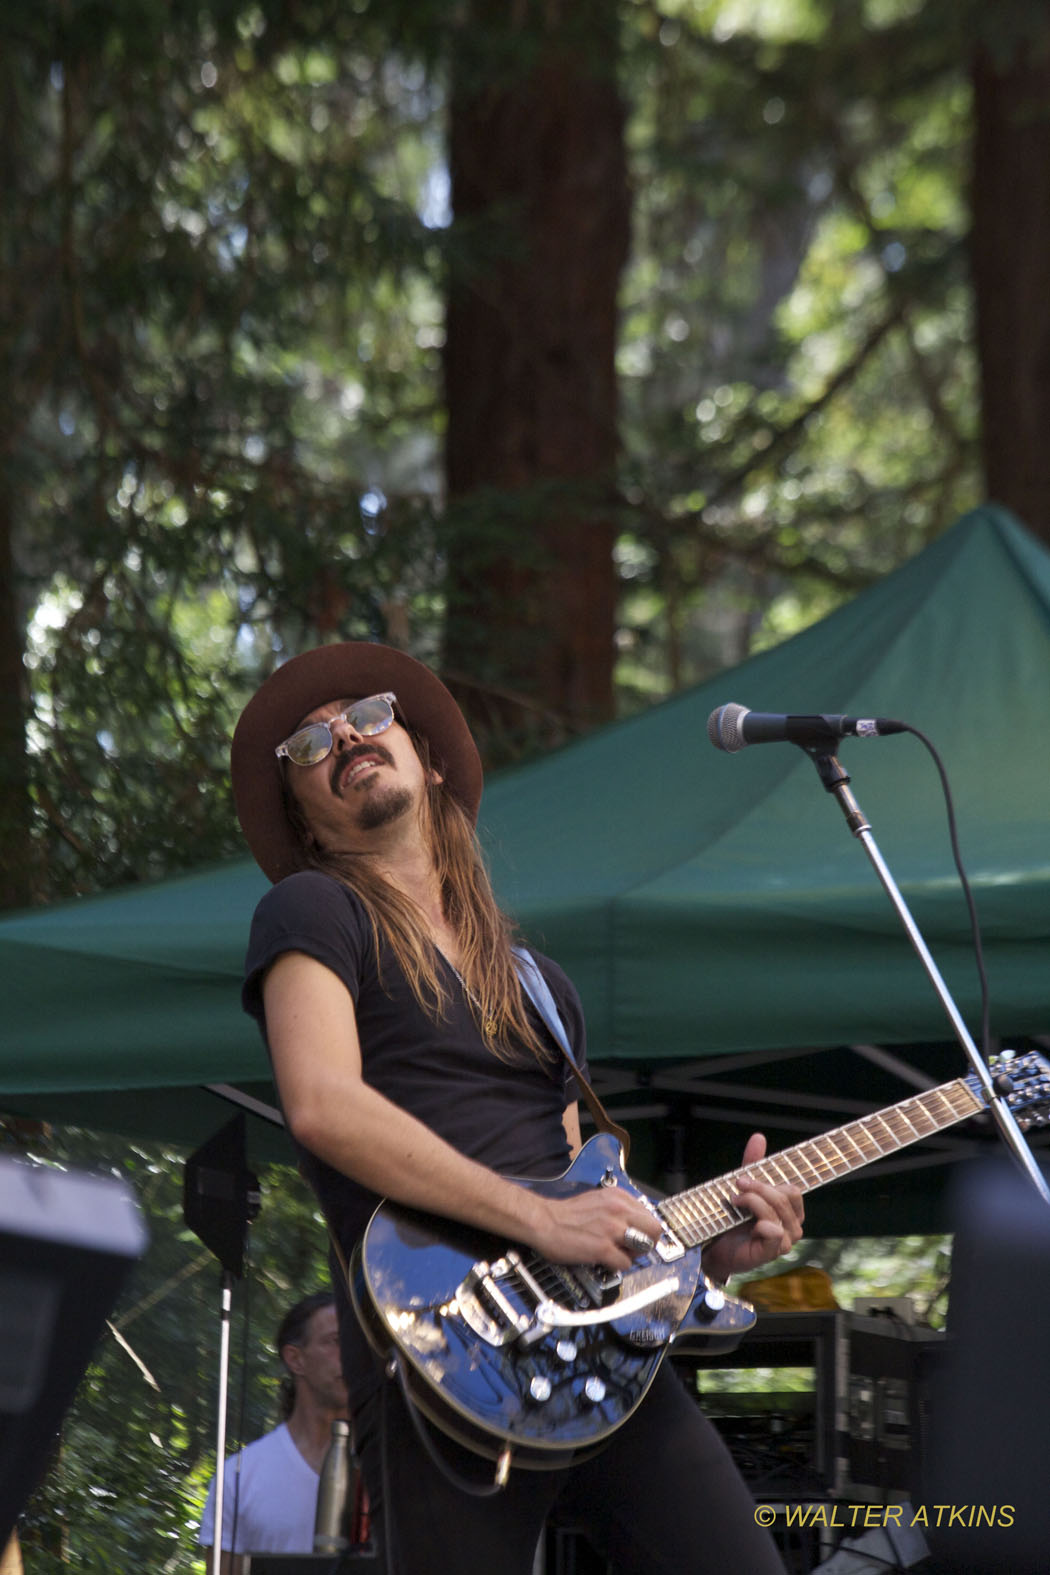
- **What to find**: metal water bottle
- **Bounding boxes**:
[313,1419,351,1554]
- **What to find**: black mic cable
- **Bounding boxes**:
[707,705,991,1066]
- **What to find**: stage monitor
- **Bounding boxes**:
[0,1155,148,1546]
[924,1155,1050,1573]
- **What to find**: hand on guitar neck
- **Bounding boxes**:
[699,1132,805,1287]
[525,1129,803,1283]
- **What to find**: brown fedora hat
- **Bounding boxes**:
[231,641,482,882]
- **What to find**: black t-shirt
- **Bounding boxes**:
[242,870,588,1400]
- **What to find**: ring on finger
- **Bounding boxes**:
[623,1225,654,1253]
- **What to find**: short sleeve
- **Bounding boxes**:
[242,870,370,1023]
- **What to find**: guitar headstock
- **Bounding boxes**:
[966,1050,1050,1130]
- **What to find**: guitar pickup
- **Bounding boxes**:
[573,1265,623,1306]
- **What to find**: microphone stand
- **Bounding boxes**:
[804,748,1050,1206]
[211,1272,234,1575]
[183,1114,262,1572]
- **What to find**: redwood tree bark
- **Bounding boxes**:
[0,476,32,911]
[0,60,33,911]
[971,27,1050,543]
[442,0,630,760]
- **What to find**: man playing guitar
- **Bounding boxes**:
[231,641,803,1574]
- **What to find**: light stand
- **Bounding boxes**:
[183,1114,261,1575]
[804,746,1050,1206]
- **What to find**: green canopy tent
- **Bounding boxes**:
[477,504,1050,1229]
[1,505,1048,1230]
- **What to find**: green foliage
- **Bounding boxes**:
[2,0,1011,896]
[14,1126,331,1573]
[4,0,450,902]
[757,1231,952,1325]
[614,0,983,700]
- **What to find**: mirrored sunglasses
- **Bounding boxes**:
[275,692,398,766]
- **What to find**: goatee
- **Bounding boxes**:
[356,784,413,832]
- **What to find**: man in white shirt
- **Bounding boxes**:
[198,1292,350,1568]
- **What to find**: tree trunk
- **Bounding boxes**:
[0,55,33,911]
[971,26,1050,543]
[0,481,32,911]
[443,0,630,762]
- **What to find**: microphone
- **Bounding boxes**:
[707,702,906,754]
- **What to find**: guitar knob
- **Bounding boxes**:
[694,1285,726,1322]
[529,1375,553,1403]
[556,1339,578,1363]
[583,1375,606,1405]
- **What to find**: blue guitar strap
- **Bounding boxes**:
[513,946,630,1159]
[512,946,576,1063]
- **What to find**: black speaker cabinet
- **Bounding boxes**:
[925,1157,1050,1573]
[678,1308,944,1502]
[0,1156,148,1545]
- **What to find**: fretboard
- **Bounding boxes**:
[657,1076,983,1249]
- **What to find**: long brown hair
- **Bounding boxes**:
[282,735,555,1066]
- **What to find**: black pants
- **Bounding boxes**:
[354,1363,787,1575]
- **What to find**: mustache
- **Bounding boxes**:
[331,740,395,790]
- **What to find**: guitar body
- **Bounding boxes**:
[349,1051,1050,1474]
[350,1132,756,1469]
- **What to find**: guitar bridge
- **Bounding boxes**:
[455,1249,623,1349]
[456,1259,533,1347]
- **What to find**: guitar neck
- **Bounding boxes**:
[657,1076,983,1249]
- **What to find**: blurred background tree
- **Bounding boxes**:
[6,0,1049,906]
[442,0,629,759]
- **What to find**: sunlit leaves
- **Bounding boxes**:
[615,0,983,696]
[4,0,453,901]
[16,1126,332,1573]
[4,0,1002,891]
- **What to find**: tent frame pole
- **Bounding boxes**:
[806,748,1050,1207]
